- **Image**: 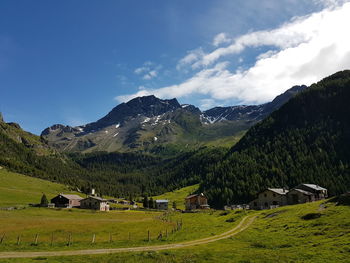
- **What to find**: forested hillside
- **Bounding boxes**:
[200,70,350,208]
[0,118,226,197]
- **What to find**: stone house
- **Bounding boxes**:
[80,196,110,211]
[295,184,328,200]
[50,194,83,208]
[249,188,288,210]
[287,188,315,204]
[155,200,168,210]
[185,193,210,210]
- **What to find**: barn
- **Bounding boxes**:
[50,194,83,208]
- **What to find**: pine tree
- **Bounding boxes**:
[143,196,149,208]
[40,193,49,207]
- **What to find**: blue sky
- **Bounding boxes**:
[1,0,350,134]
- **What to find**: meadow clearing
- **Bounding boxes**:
[0,169,349,262]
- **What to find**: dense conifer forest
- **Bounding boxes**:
[200,70,350,207]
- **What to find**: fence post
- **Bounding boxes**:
[34,234,39,245]
[0,233,5,244]
[148,230,150,242]
[166,229,168,238]
[92,234,96,244]
[17,235,21,245]
[128,232,131,241]
[68,233,72,246]
[109,233,112,243]
[50,233,54,246]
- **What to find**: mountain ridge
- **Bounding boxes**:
[41,85,307,153]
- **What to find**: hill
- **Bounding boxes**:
[0,168,79,207]
[200,70,350,208]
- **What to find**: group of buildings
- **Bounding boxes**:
[50,193,110,211]
[48,183,327,212]
[249,184,328,210]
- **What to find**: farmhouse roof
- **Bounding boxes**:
[155,199,169,203]
[59,194,83,200]
[267,188,289,195]
[186,193,206,199]
[300,184,327,191]
[82,196,107,202]
[291,189,314,195]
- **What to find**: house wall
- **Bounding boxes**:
[51,196,69,207]
[297,185,328,199]
[80,198,109,211]
[252,190,287,209]
[287,190,315,205]
[185,196,208,210]
[156,202,168,210]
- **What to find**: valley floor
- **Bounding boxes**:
[0,200,349,263]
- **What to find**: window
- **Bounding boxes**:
[273,193,276,197]
[264,194,267,197]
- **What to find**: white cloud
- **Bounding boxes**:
[212,33,231,47]
[118,2,350,106]
[134,62,161,80]
[176,48,204,70]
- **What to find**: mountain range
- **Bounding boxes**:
[1,71,349,207]
[41,85,306,153]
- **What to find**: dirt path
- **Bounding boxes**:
[0,215,255,259]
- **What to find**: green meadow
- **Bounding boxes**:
[153,184,199,210]
[0,169,79,207]
[0,168,349,262]
[2,200,349,263]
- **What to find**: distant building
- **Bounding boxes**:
[155,200,169,210]
[185,193,210,210]
[80,196,109,211]
[50,194,83,208]
[295,184,328,200]
[250,184,328,210]
[249,188,288,210]
[287,188,315,204]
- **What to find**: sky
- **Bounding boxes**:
[1,0,350,134]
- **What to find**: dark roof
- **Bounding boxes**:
[186,193,206,199]
[57,194,83,200]
[82,196,107,202]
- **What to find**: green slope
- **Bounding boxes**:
[0,168,79,207]
[201,70,350,207]
[153,184,199,210]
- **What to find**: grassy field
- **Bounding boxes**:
[0,169,79,207]
[0,207,246,252]
[1,200,349,262]
[0,169,349,262]
[152,184,199,210]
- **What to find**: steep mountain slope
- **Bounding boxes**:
[200,70,350,208]
[0,113,227,198]
[42,86,306,153]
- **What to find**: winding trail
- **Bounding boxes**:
[0,215,255,259]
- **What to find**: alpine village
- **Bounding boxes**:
[1,1,350,263]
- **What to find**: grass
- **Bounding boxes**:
[0,169,349,262]
[0,169,79,207]
[152,184,199,210]
[2,200,349,262]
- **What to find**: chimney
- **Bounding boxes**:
[91,188,95,196]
